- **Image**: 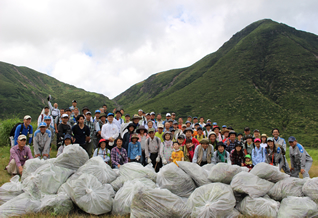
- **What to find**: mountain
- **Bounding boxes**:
[0,61,115,120]
[114,19,318,146]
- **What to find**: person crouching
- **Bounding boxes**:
[57,134,72,157]
[93,138,111,165]
[193,138,214,166]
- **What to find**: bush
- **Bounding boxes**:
[0,117,20,147]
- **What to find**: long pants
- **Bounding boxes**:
[81,141,93,157]
[92,134,98,150]
[150,153,162,173]
[141,150,146,166]
[6,159,19,175]
[279,155,290,174]
[290,161,312,178]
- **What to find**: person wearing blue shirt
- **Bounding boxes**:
[251,138,266,166]
[14,115,33,146]
[128,134,142,163]
[93,138,111,164]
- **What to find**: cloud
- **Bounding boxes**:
[0,0,317,98]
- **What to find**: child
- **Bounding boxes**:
[243,154,253,171]
[160,131,174,165]
[123,123,136,151]
[93,138,111,164]
[181,138,196,162]
[237,133,243,143]
[260,134,268,148]
[171,142,184,166]
[230,143,245,166]
[251,138,266,166]
[57,134,72,157]
[137,126,149,166]
[128,133,142,163]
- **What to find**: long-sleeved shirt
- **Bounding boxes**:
[37,113,54,127]
[72,124,90,145]
[93,147,111,163]
[111,147,128,167]
[211,150,231,164]
[84,119,95,138]
[193,145,214,163]
[290,143,313,169]
[9,145,33,167]
[128,142,142,160]
[138,133,149,151]
[226,139,240,153]
[243,142,254,155]
[14,123,33,145]
[33,129,51,156]
[159,140,174,162]
[48,101,60,117]
[57,123,72,142]
[101,122,119,141]
[251,146,266,166]
[145,136,161,158]
[265,148,282,166]
[273,137,287,151]
[113,117,124,132]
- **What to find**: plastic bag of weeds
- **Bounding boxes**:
[277,196,318,218]
[177,161,211,187]
[0,175,23,205]
[208,163,243,184]
[21,158,48,181]
[268,177,307,201]
[157,163,196,197]
[236,195,280,217]
[250,162,289,182]
[230,171,274,198]
[130,188,190,218]
[302,177,318,203]
[54,144,89,171]
[68,173,115,215]
[38,192,73,216]
[112,178,156,216]
[186,183,236,218]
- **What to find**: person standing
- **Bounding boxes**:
[192,138,214,166]
[113,110,124,132]
[69,100,77,111]
[145,128,162,172]
[123,123,136,151]
[288,136,313,178]
[272,128,290,174]
[33,122,51,160]
[160,131,174,165]
[72,115,91,156]
[182,127,199,146]
[57,114,72,149]
[225,131,240,153]
[47,95,60,120]
[265,137,282,166]
[251,138,266,166]
[136,126,149,166]
[95,113,107,143]
[93,139,111,165]
[37,106,53,126]
[128,134,142,163]
[156,113,163,127]
[84,111,95,156]
[101,113,119,150]
[14,115,33,147]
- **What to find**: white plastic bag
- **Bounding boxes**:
[208,163,243,184]
[302,177,318,203]
[130,188,190,218]
[278,196,318,218]
[157,163,196,197]
[186,183,236,218]
[0,175,23,205]
[68,173,115,215]
[21,158,48,181]
[54,144,89,170]
[177,161,211,186]
[112,178,156,216]
[236,195,280,217]
[230,171,274,198]
[250,162,289,182]
[38,192,73,215]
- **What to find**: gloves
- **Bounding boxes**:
[162,158,167,165]
[148,158,152,164]
[47,95,51,101]
[156,156,160,163]
[135,155,140,161]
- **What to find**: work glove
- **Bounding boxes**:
[147,158,152,164]
[162,158,167,165]
[156,156,160,163]
[135,155,140,161]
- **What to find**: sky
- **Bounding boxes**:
[0,0,317,99]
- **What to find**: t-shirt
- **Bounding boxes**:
[171,150,184,166]
[72,124,90,145]
[155,132,164,142]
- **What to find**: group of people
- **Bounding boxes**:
[5,96,313,178]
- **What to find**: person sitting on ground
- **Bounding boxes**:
[265,137,282,167]
[243,154,253,171]
[93,139,111,164]
[288,136,313,178]
[33,122,51,160]
[260,133,268,148]
[212,142,230,164]
[230,143,245,166]
[155,124,164,142]
[171,141,184,167]
[243,134,254,155]
[123,123,136,151]
[14,115,33,147]
[160,131,174,165]
[128,133,142,163]
[193,138,214,166]
[145,128,162,172]
[57,134,72,157]
[6,135,33,176]
[136,125,148,166]
[251,138,266,166]
[111,137,128,169]
[180,137,196,162]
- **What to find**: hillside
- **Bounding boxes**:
[114,19,318,146]
[0,62,115,119]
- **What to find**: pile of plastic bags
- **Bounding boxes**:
[1,145,318,218]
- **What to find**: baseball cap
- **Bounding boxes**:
[222,125,227,128]
[244,127,250,131]
[95,110,101,114]
[158,124,164,129]
[171,112,176,115]
[212,122,217,125]
[254,129,260,132]
[107,113,114,117]
[86,111,92,115]
[288,136,296,142]
[18,135,27,141]
[181,124,187,128]
[254,138,261,143]
[72,100,77,103]
[166,113,171,117]
[61,114,69,118]
[125,114,130,117]
[138,109,143,112]
[193,117,198,119]
[178,134,185,139]
[146,113,150,116]
[44,116,51,120]
[173,120,178,125]
[188,115,192,118]
[185,121,191,124]
[267,137,274,142]
[150,112,155,115]
[39,122,47,128]
[207,119,211,122]
[148,128,155,133]
[24,115,31,120]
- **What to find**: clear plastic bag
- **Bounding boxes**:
[112,178,156,216]
[21,158,48,181]
[177,161,211,187]
[250,162,289,182]
[130,188,190,218]
[278,196,318,218]
[302,177,318,203]
[54,144,89,171]
[69,156,117,184]
[0,175,23,205]
[0,193,41,218]
[157,163,196,197]
[208,163,243,184]
[186,183,236,218]
[67,173,115,215]
[201,163,215,174]
[268,177,307,201]
[38,192,73,215]
[236,195,280,217]
[230,171,274,198]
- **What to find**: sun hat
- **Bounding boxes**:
[200,138,210,144]
[212,126,220,131]
[217,142,226,148]
[136,125,148,134]
[221,128,230,134]
[131,133,139,140]
[183,127,193,134]
[162,131,173,140]
[261,133,267,138]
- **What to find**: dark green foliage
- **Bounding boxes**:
[0,117,20,147]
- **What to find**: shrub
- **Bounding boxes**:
[0,117,20,147]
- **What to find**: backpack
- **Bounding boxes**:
[10,123,31,137]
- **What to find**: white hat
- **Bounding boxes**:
[158,124,164,128]
[24,115,31,120]
[85,111,92,115]
[138,109,143,112]
[150,112,155,115]
[18,135,27,141]
[166,113,171,117]
[61,114,69,118]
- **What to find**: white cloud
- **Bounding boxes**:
[0,0,317,98]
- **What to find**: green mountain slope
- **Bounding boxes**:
[0,62,114,119]
[114,19,318,146]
